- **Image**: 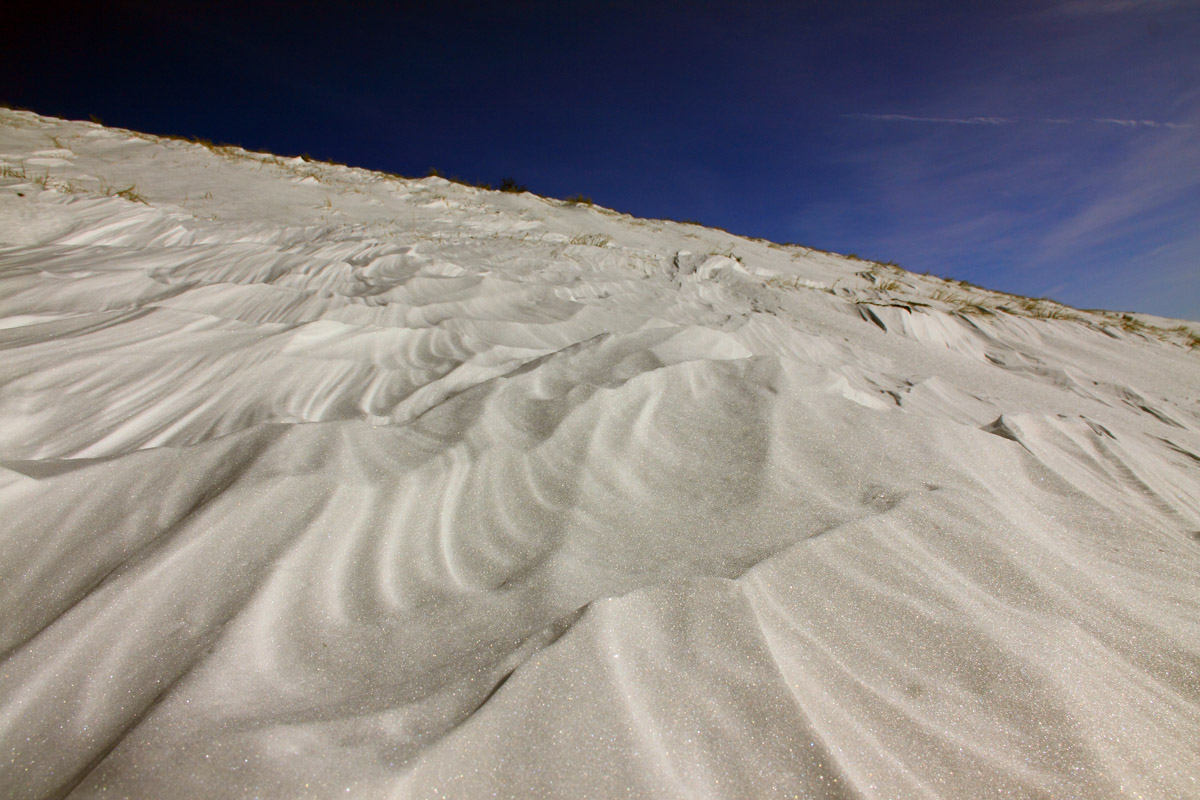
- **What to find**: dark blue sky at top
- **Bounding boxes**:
[6,0,1200,319]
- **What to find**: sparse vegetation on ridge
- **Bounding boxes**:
[747,246,1196,350]
[3,108,1193,351]
[100,181,148,204]
[1,153,150,204]
[569,233,611,247]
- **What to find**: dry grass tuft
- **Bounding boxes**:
[568,233,611,247]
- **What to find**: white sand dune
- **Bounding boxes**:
[1,108,1198,799]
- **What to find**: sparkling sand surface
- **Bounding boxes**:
[1,109,1199,799]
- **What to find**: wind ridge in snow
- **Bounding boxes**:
[1,108,1199,799]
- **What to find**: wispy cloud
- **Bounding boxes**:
[847,113,1015,125]
[828,101,1200,317]
[826,1,1200,318]
[1093,117,1194,128]
[1033,113,1200,258]
[1042,0,1184,16]
[848,114,1193,129]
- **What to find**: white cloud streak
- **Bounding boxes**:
[849,114,1193,129]
[1043,0,1185,16]
[848,113,1015,125]
[1093,117,1194,128]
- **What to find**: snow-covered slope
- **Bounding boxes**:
[1,108,1198,799]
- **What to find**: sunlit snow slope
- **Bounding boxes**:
[2,109,1199,800]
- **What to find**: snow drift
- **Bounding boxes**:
[1,109,1198,799]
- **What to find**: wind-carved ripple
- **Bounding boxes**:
[77,326,787,786]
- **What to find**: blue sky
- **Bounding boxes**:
[6,0,1199,318]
